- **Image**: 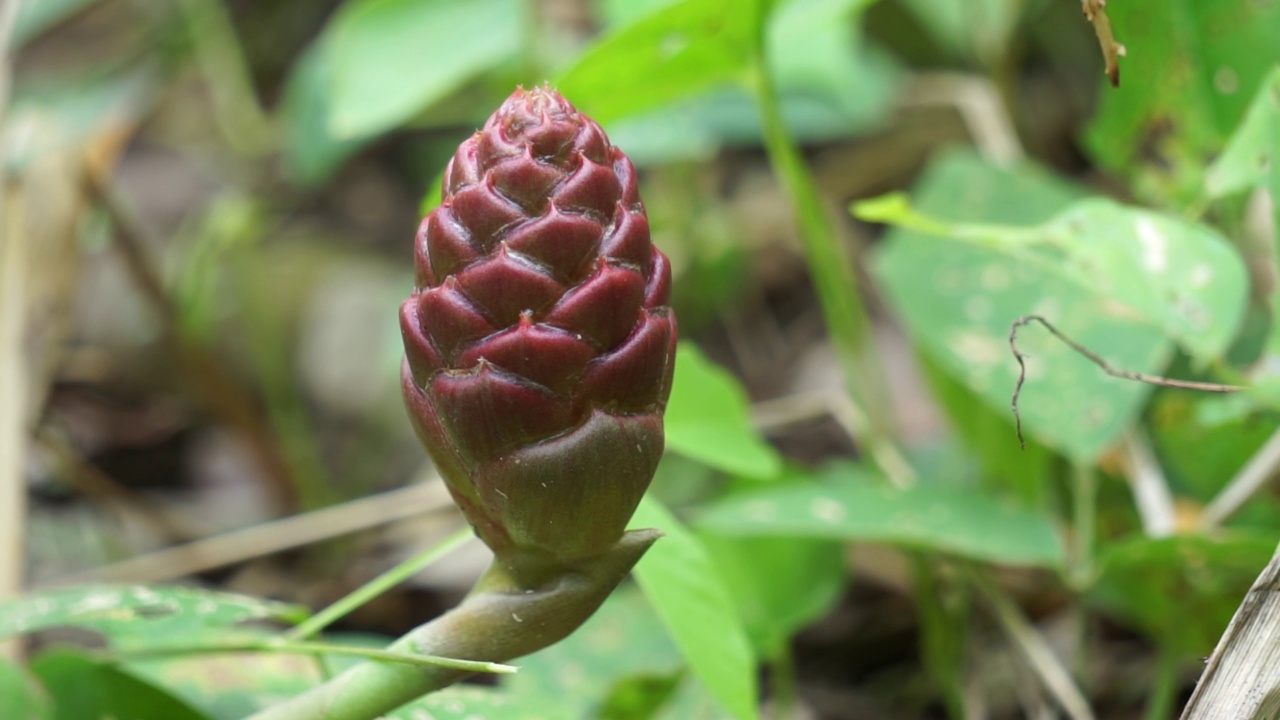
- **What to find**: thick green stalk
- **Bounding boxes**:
[247,529,659,720]
[744,3,899,459]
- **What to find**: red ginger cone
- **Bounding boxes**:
[401,86,676,565]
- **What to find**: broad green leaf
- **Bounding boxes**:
[0,585,307,649]
[1146,390,1280,506]
[506,588,685,717]
[280,41,372,185]
[764,0,897,133]
[632,497,759,720]
[602,0,897,163]
[558,0,754,125]
[600,0,686,27]
[1088,534,1277,656]
[698,531,845,657]
[1207,65,1280,198]
[126,653,321,720]
[326,0,521,139]
[0,658,52,720]
[869,150,1248,462]
[31,650,212,720]
[915,351,1055,508]
[1085,1,1280,202]
[387,686,564,719]
[665,342,782,479]
[508,587,735,719]
[697,463,1064,567]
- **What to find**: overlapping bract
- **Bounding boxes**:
[401,87,676,563]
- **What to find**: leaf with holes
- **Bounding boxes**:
[0,585,307,650]
[867,151,1247,462]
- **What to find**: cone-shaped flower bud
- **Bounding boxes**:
[402,86,676,565]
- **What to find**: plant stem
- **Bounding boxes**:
[120,639,514,675]
[1144,642,1178,720]
[1069,463,1097,590]
[968,568,1095,720]
[289,528,473,640]
[914,559,967,719]
[744,2,900,476]
[767,646,798,720]
[248,529,659,720]
[173,0,275,156]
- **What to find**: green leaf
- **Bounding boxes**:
[869,150,1248,462]
[596,0,896,164]
[31,649,212,720]
[126,653,322,720]
[557,0,754,125]
[0,585,307,649]
[1207,65,1280,198]
[280,41,372,185]
[326,0,522,139]
[697,531,845,657]
[0,658,52,720]
[914,350,1055,508]
[664,342,782,479]
[1088,534,1277,656]
[1085,1,1280,202]
[386,686,564,719]
[697,463,1065,567]
[507,588,685,717]
[631,497,759,720]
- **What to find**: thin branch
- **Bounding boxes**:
[1008,315,1243,449]
[751,390,915,487]
[82,169,303,511]
[1120,430,1177,538]
[969,569,1096,720]
[43,476,455,585]
[1081,0,1126,87]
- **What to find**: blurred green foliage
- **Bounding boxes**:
[7,0,1280,717]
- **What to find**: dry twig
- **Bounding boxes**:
[1180,543,1280,720]
[1081,0,1126,87]
[1008,315,1242,448]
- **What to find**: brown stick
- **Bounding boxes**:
[1008,315,1243,448]
[82,168,303,511]
[1081,0,1126,87]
